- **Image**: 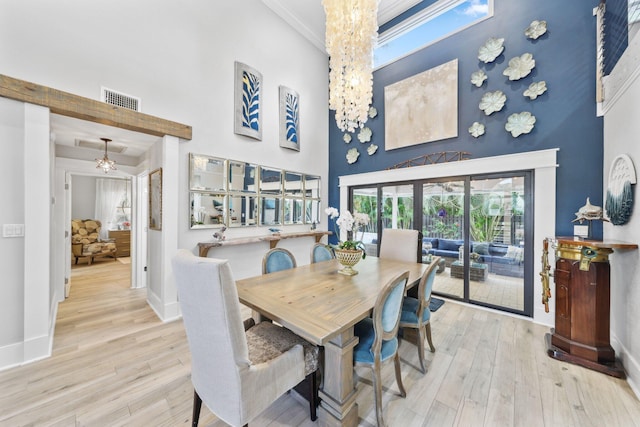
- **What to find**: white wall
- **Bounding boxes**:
[71,176,97,220]
[603,30,640,397]
[0,0,328,368]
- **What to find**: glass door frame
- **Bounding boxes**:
[348,170,534,317]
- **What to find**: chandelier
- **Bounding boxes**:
[323,0,379,133]
[96,138,117,173]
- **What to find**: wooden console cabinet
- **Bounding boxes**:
[109,229,131,257]
[546,237,637,377]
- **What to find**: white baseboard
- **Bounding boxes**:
[0,342,25,372]
[611,333,640,400]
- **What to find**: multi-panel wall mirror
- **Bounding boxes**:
[189,153,321,229]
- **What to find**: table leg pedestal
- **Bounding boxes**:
[318,330,360,427]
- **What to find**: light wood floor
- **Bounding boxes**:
[1,261,639,426]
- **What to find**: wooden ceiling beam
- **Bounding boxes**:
[0,74,192,140]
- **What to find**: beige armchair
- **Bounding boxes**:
[379,228,422,263]
[71,219,117,265]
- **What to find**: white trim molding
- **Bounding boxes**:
[339,148,559,326]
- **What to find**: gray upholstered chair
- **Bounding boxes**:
[353,270,409,427]
[310,242,335,263]
[399,256,440,373]
[172,249,319,426]
[262,247,297,274]
[378,228,422,263]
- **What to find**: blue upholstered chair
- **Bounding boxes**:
[353,271,409,427]
[171,249,319,426]
[399,256,440,374]
[262,247,297,274]
[310,242,334,263]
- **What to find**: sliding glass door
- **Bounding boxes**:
[467,175,528,312]
[349,171,533,317]
[422,179,466,300]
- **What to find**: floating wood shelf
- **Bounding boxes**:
[198,230,331,257]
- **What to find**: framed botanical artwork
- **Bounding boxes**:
[149,168,162,230]
[279,85,300,151]
[234,61,262,140]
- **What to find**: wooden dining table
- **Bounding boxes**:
[236,256,428,427]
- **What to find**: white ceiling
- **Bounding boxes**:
[52,114,160,167]
[262,0,421,52]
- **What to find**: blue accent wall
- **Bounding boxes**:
[328,0,603,239]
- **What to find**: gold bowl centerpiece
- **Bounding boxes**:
[325,207,370,276]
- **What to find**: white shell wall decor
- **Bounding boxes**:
[503,53,535,81]
[343,133,352,143]
[468,122,485,138]
[505,111,536,137]
[525,20,547,40]
[368,106,378,118]
[470,70,487,87]
[478,37,505,63]
[479,90,507,115]
[367,144,378,155]
[523,81,547,99]
[346,147,360,164]
[605,154,637,225]
[358,127,372,143]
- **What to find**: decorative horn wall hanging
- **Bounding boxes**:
[605,154,636,225]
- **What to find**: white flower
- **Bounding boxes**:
[468,122,485,138]
[325,207,339,219]
[353,212,370,227]
[503,53,535,81]
[358,127,372,143]
[523,81,547,100]
[470,70,487,87]
[478,37,505,63]
[505,111,536,137]
[367,144,378,155]
[336,210,354,232]
[343,133,352,143]
[479,90,506,115]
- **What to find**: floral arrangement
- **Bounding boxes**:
[325,207,370,258]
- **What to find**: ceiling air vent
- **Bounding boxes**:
[101,87,141,112]
[75,139,128,154]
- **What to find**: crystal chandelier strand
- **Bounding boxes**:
[323,0,378,133]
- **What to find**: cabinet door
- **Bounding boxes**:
[553,258,572,340]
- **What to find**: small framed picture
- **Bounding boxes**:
[279,85,300,151]
[234,61,263,140]
[149,168,162,230]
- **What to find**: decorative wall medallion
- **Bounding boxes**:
[343,133,352,143]
[368,106,378,118]
[523,81,547,99]
[468,122,485,138]
[358,127,372,143]
[505,111,536,137]
[525,20,547,40]
[367,144,378,155]
[503,53,535,81]
[470,70,487,87]
[478,37,505,63]
[479,90,506,115]
[346,148,360,164]
[605,154,637,225]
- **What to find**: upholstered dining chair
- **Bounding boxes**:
[353,270,410,427]
[172,249,319,427]
[399,256,440,374]
[262,247,297,274]
[310,242,335,263]
[378,228,422,263]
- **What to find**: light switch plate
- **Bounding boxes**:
[574,225,589,238]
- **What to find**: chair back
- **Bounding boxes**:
[263,247,297,274]
[418,257,441,314]
[172,249,249,422]
[310,243,334,263]
[379,228,422,263]
[372,271,410,353]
